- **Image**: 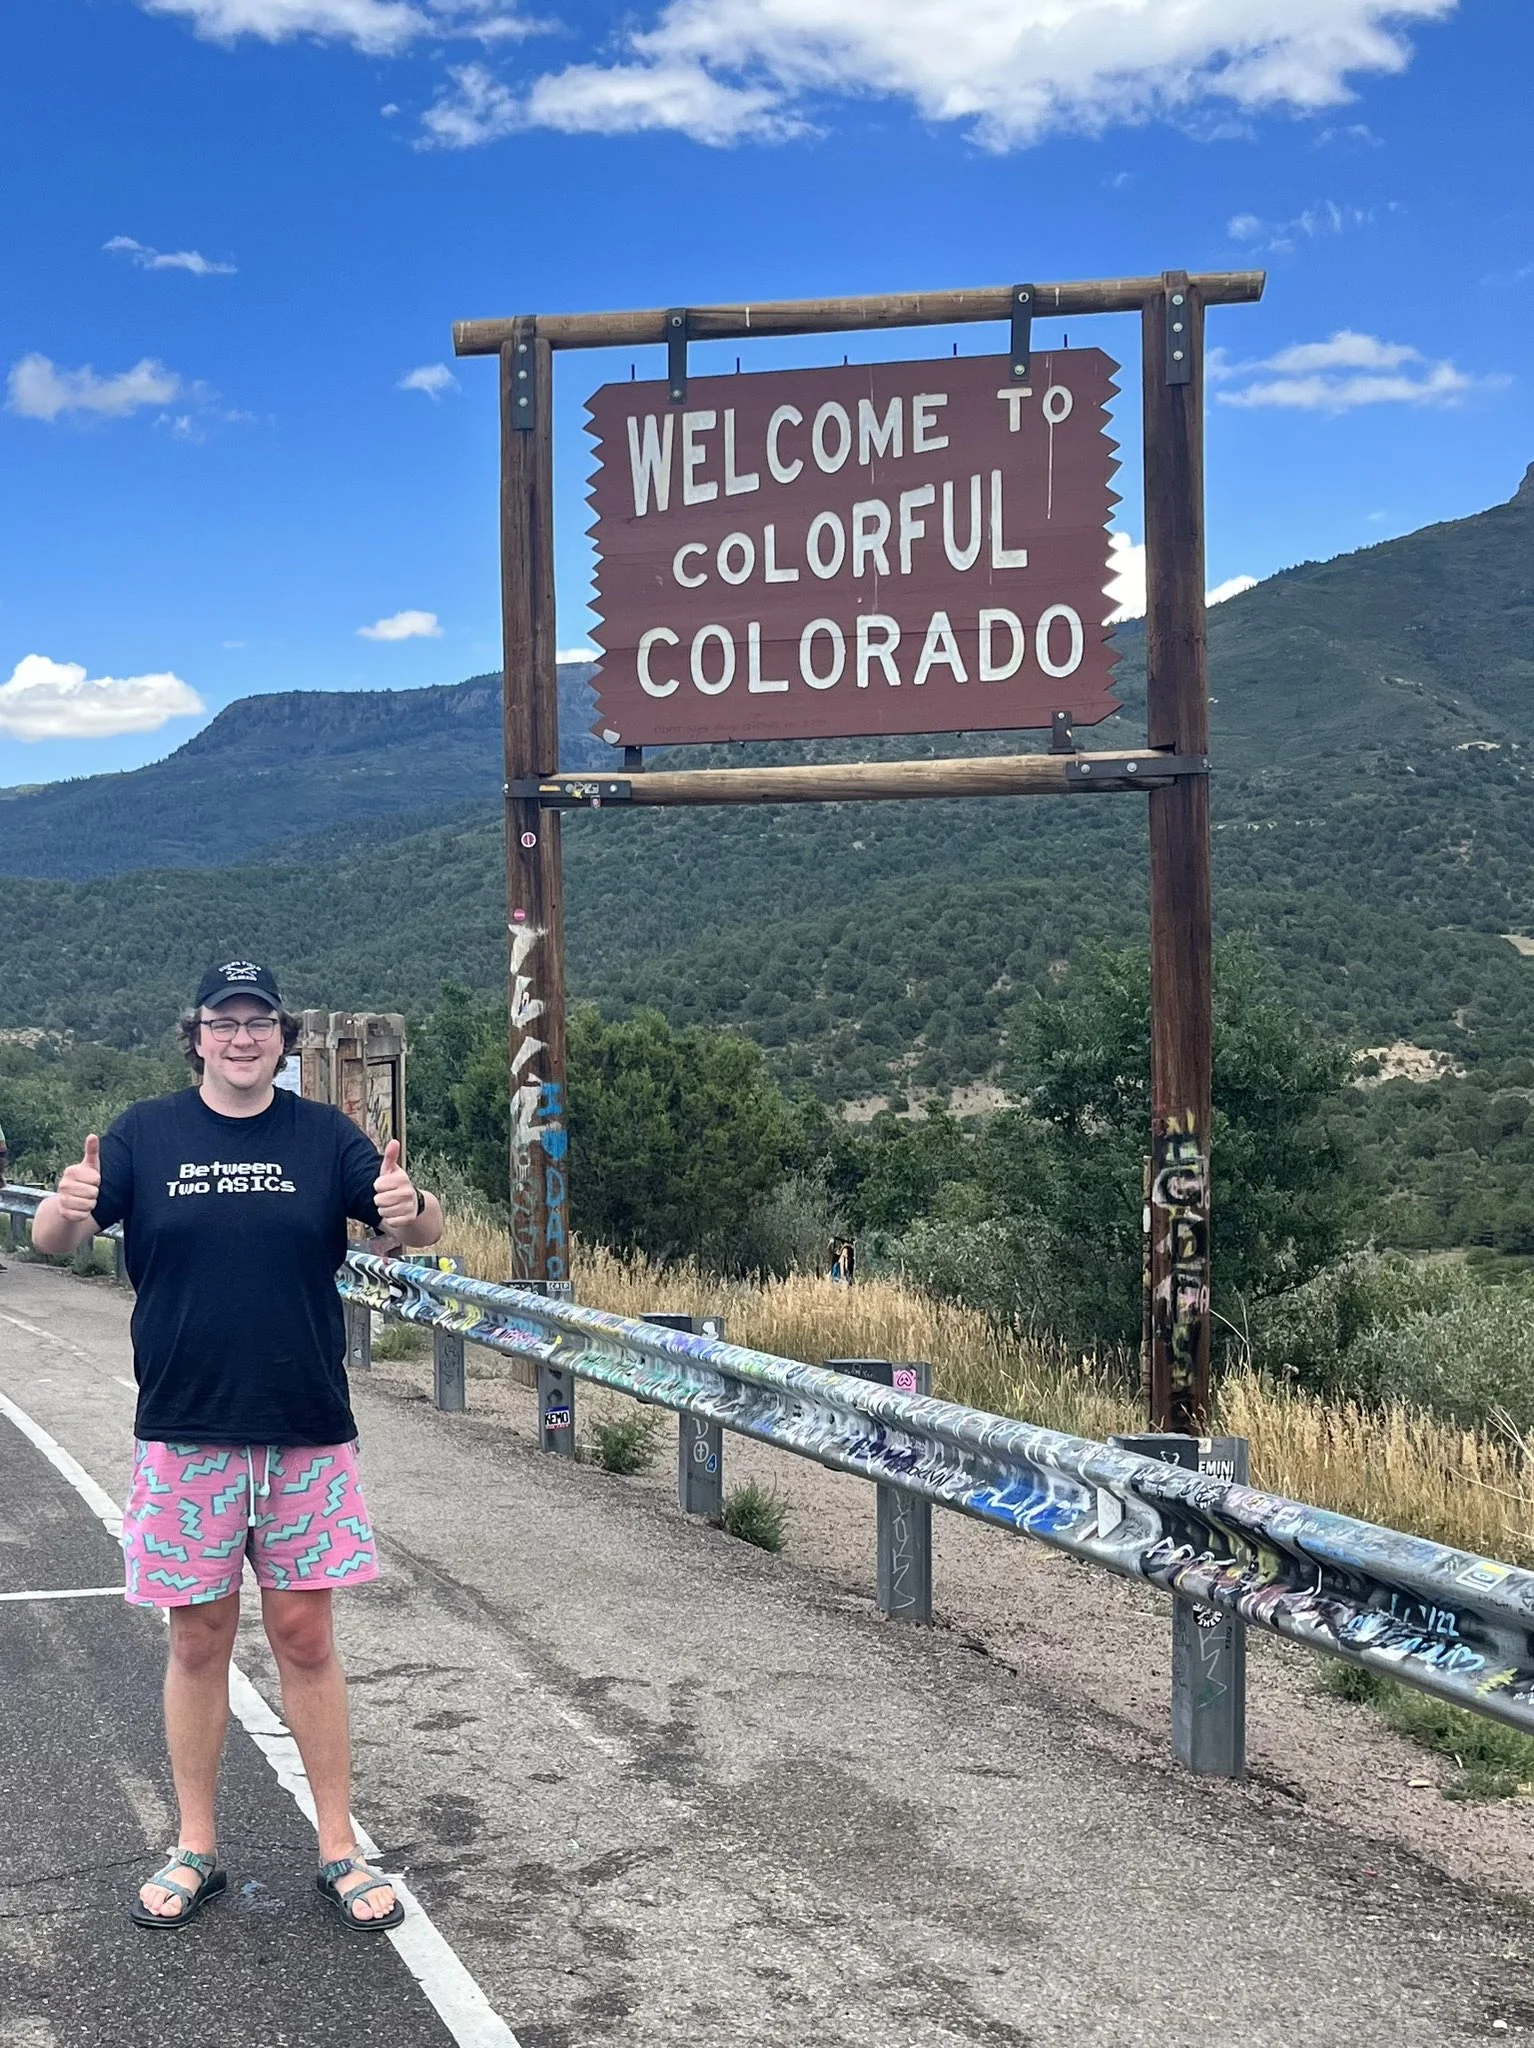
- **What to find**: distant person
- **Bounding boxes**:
[829,1237,856,1285]
[31,959,443,1934]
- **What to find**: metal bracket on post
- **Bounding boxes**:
[344,1297,372,1373]
[537,1361,576,1456]
[645,1314,727,1518]
[433,1327,466,1412]
[510,331,536,428]
[828,1359,933,1623]
[1050,709,1076,754]
[1009,284,1033,382]
[1165,285,1193,386]
[1111,1432,1248,1776]
[667,309,689,404]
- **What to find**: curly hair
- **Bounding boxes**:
[179,1007,301,1080]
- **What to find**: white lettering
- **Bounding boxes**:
[990,470,1029,570]
[799,619,845,689]
[942,475,982,572]
[1043,385,1073,425]
[858,395,902,464]
[898,485,935,575]
[691,624,735,695]
[638,626,681,697]
[996,386,1032,431]
[807,510,846,580]
[672,541,707,588]
[851,499,892,579]
[682,410,718,506]
[1035,604,1085,678]
[626,413,673,517]
[811,401,853,474]
[912,611,966,686]
[723,409,759,497]
[717,531,755,586]
[762,523,798,583]
[747,623,788,694]
[766,405,803,484]
[978,608,1026,682]
[912,393,949,453]
[857,614,902,688]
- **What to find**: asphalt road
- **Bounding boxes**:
[1,1256,1530,2047]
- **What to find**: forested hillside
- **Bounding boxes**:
[2,465,1530,1096]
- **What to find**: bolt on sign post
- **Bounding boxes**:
[455,272,1263,1420]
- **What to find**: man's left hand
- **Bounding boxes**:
[373,1139,419,1235]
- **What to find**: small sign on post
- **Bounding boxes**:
[538,1361,576,1458]
[827,1358,933,1623]
[434,1327,466,1413]
[344,1298,372,1374]
[1111,1431,1249,1777]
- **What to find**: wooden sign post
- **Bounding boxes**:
[460,270,1260,1419]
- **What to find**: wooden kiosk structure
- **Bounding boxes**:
[452,269,1264,1433]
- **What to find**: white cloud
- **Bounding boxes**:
[105,234,237,276]
[7,353,182,422]
[140,0,429,52]
[1223,198,1374,254]
[419,61,520,144]
[1107,533,1257,621]
[0,654,204,741]
[139,0,540,51]
[558,645,598,662]
[357,609,443,641]
[1212,329,1486,411]
[398,362,459,398]
[496,0,1457,151]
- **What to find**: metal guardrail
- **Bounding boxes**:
[8,1180,1532,1747]
[0,1183,123,1270]
[338,1250,1534,1741]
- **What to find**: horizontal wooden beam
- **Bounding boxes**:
[453,272,1265,358]
[529,752,1208,809]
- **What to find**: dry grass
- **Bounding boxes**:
[433,1219,1534,1567]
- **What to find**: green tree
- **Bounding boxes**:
[1000,940,1359,1344]
[452,1004,797,1271]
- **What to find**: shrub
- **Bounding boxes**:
[722,1480,788,1553]
[586,1411,662,1475]
[1319,1659,1534,1800]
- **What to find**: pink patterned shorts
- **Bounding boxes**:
[122,1439,379,1607]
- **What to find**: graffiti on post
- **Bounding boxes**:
[1151,1111,1209,1425]
[507,920,569,1285]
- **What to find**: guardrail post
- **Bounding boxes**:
[643,1313,727,1517]
[537,1362,575,1457]
[344,1298,372,1373]
[829,1359,933,1623]
[112,1233,128,1287]
[1111,1431,1248,1777]
[434,1328,467,1413]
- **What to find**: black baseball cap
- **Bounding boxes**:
[194,959,283,1010]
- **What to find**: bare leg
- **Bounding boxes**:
[140,1593,240,1917]
[261,1587,395,1922]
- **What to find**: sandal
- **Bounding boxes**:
[129,1848,227,1930]
[316,1854,404,1934]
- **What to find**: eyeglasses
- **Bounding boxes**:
[200,1015,279,1042]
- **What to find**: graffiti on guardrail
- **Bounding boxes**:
[338,1249,1534,1738]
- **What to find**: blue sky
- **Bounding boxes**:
[1,0,1528,787]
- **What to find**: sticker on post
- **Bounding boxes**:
[892,1367,919,1395]
[545,1405,572,1431]
[520,831,538,848]
[1096,1488,1125,1538]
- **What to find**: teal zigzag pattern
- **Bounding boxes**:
[210,1480,246,1516]
[266,1513,314,1544]
[143,1532,189,1561]
[294,1532,333,1575]
[323,1472,350,1517]
[179,1452,232,1481]
[282,1456,334,1494]
[147,1568,200,1591]
[178,1500,204,1541]
[326,1551,375,1579]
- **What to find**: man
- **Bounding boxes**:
[32,959,444,1933]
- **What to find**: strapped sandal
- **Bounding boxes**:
[129,1847,227,1930]
[316,1854,404,1934]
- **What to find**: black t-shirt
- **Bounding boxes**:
[93,1088,384,1446]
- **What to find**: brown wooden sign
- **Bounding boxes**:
[586,349,1121,747]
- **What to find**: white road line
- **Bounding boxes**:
[0,1586,124,1602]
[0,1388,521,2048]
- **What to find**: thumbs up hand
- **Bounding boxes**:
[372,1138,419,1235]
[56,1134,102,1223]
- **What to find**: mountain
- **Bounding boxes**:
[0,663,606,880]
[2,468,1531,1087]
